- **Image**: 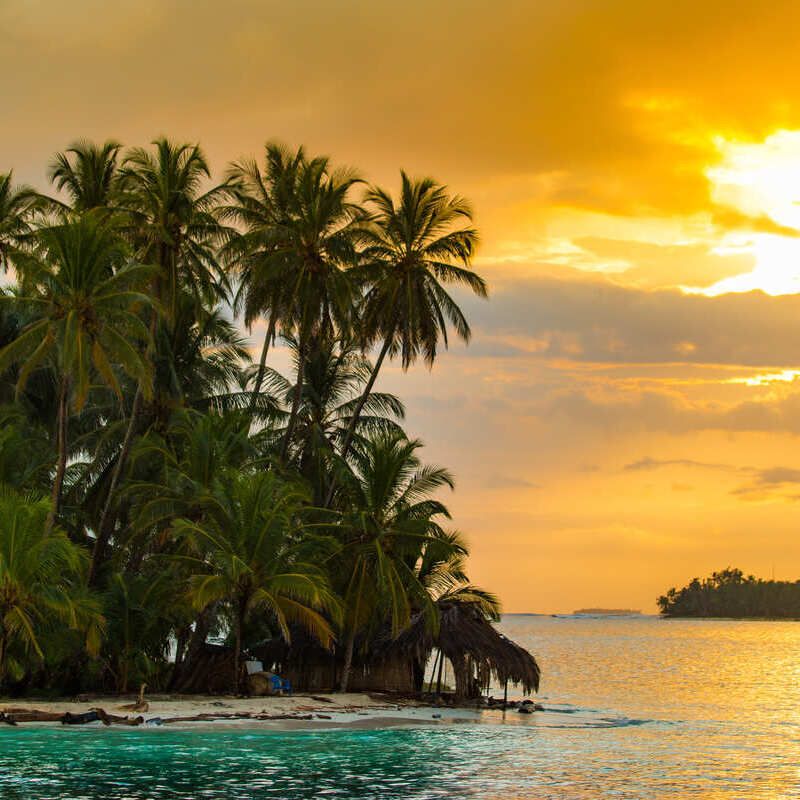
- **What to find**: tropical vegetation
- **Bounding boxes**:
[657,567,800,618]
[0,137,494,695]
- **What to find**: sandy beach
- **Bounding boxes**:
[0,693,493,730]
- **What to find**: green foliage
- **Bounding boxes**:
[0,487,104,686]
[0,136,490,695]
[657,567,800,618]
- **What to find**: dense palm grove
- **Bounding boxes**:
[0,139,495,696]
[658,568,800,617]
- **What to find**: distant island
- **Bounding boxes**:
[572,608,641,615]
[658,567,800,618]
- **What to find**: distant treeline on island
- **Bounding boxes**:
[572,608,641,615]
[658,568,800,618]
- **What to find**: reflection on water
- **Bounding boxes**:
[1,616,799,799]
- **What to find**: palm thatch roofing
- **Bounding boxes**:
[253,604,541,697]
[385,603,541,695]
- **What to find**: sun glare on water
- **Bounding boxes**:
[701,131,800,296]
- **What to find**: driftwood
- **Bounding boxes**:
[0,707,142,726]
[0,707,317,727]
[160,712,314,724]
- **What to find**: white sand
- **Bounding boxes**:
[0,693,493,729]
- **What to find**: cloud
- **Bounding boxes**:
[545,387,800,435]
[484,475,540,489]
[574,238,754,289]
[624,457,739,472]
[459,272,800,366]
[711,209,800,239]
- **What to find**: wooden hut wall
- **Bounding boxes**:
[265,654,416,694]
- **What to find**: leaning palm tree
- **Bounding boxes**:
[222,143,307,416]
[0,212,155,524]
[335,174,485,471]
[48,139,123,212]
[335,430,455,691]
[0,171,40,272]
[174,470,339,692]
[0,487,104,687]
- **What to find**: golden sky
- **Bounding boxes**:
[7,0,800,611]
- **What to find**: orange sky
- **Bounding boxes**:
[6,0,800,611]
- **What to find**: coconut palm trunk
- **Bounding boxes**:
[90,304,158,585]
[280,328,309,463]
[325,333,393,507]
[233,600,246,694]
[89,385,144,585]
[248,311,277,417]
[48,374,71,529]
[339,629,357,693]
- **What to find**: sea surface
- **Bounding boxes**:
[2,615,799,799]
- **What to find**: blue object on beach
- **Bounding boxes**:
[268,675,291,695]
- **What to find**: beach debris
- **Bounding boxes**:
[316,714,332,719]
[310,695,334,703]
[432,713,442,718]
[116,683,149,713]
[62,710,101,725]
[0,712,18,726]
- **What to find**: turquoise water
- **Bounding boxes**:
[2,616,800,798]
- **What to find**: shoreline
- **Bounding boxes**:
[0,693,495,731]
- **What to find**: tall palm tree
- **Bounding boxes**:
[0,171,40,272]
[222,143,306,416]
[0,487,104,686]
[335,430,455,691]
[335,174,485,473]
[269,155,364,461]
[0,213,155,524]
[48,139,123,212]
[92,140,233,574]
[174,470,339,691]
[117,138,231,324]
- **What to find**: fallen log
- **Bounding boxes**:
[91,708,144,726]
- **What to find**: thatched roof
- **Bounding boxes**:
[253,604,541,697]
[385,603,541,695]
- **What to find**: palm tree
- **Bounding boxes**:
[335,174,485,472]
[173,470,339,691]
[0,171,40,272]
[48,139,123,212]
[268,155,364,461]
[335,430,455,691]
[91,140,233,576]
[222,143,306,416]
[127,409,256,536]
[0,487,104,687]
[117,137,232,324]
[0,213,155,524]
[268,333,404,502]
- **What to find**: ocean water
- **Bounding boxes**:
[2,615,799,799]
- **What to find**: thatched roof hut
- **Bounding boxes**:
[254,604,540,698]
[385,603,541,697]
[252,630,419,693]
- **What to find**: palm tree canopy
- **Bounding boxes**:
[358,172,486,368]
[0,487,104,681]
[0,171,41,271]
[116,138,232,320]
[48,139,123,212]
[0,212,156,410]
[175,470,340,648]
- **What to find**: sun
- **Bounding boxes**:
[700,131,800,296]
